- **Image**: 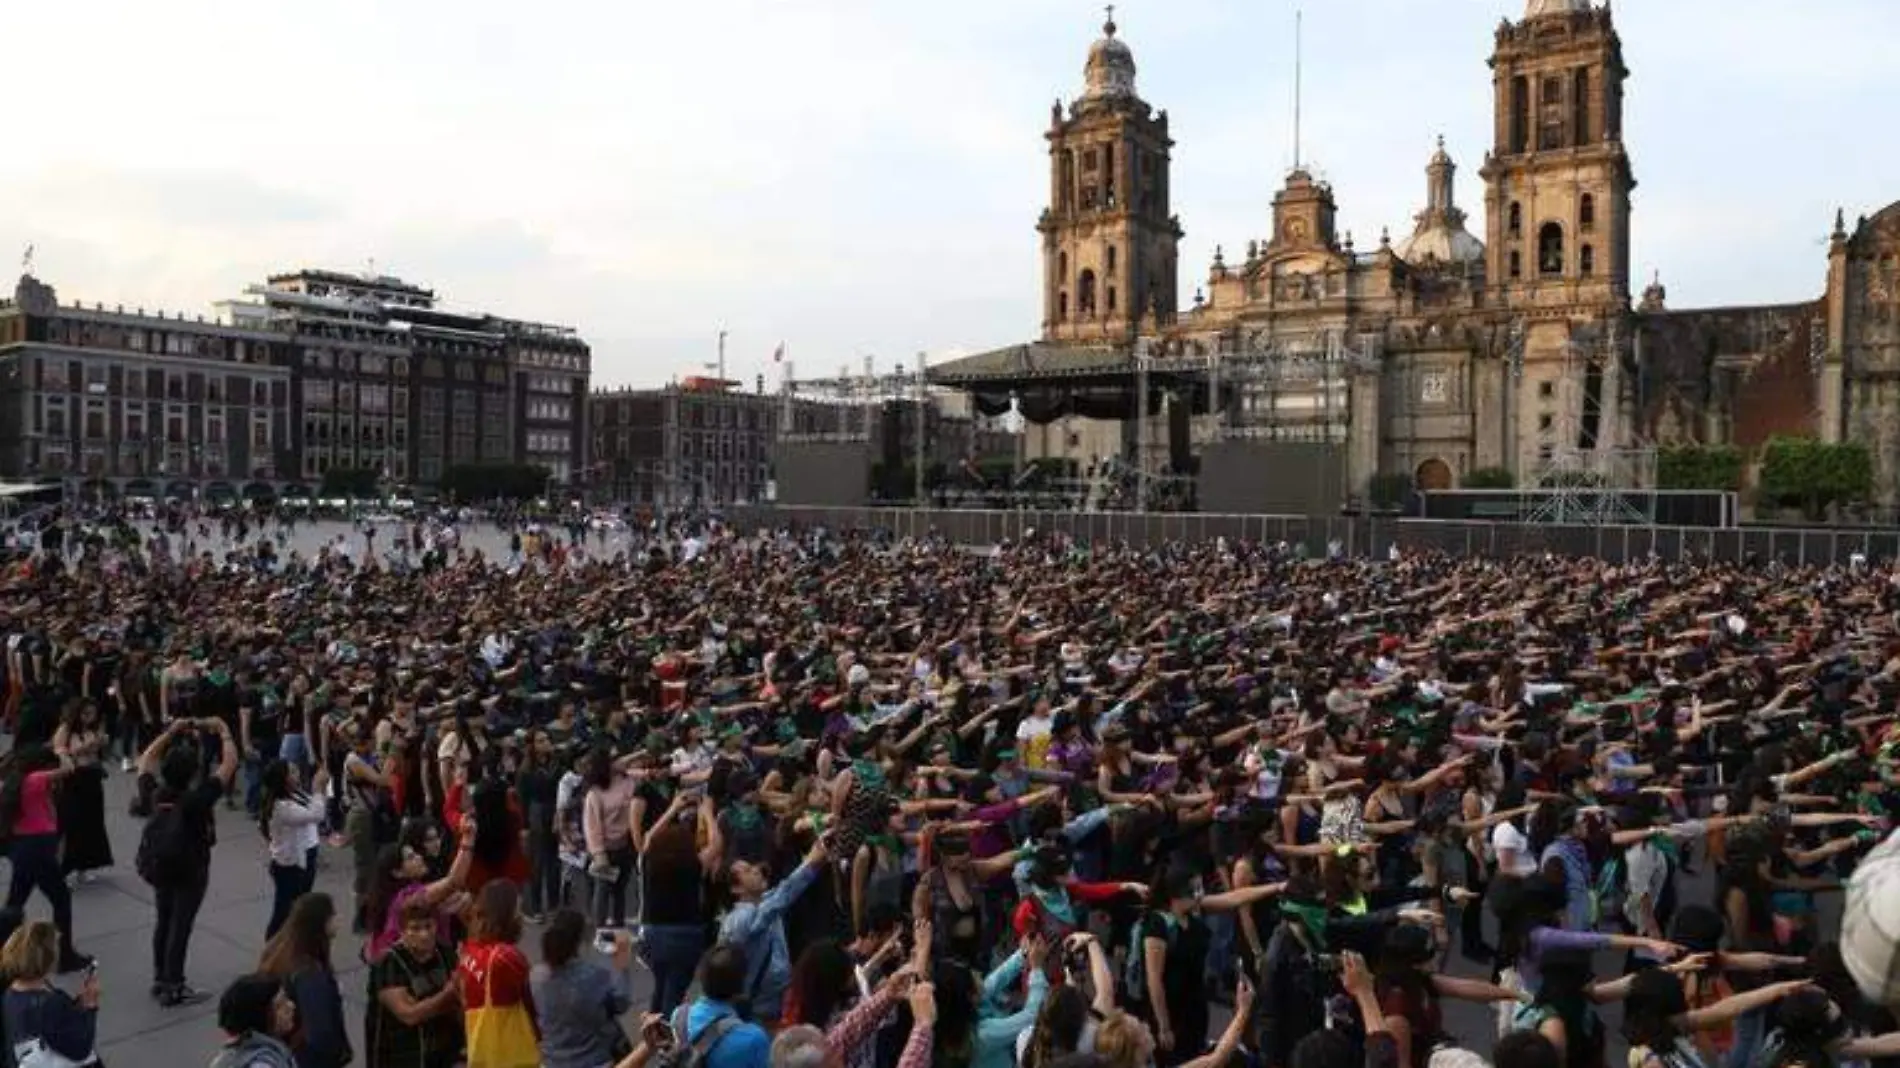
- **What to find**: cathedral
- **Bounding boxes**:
[931,0,1900,506]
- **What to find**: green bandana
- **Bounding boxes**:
[1280,901,1331,949]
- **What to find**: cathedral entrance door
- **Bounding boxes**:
[1415,458,1454,491]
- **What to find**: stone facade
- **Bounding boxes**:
[1039,12,1182,344]
[951,1,1871,502]
[1823,206,1900,501]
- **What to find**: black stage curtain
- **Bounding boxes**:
[968,381,1209,424]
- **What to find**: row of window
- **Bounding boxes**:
[40,321,273,365]
[303,381,403,412]
[1506,225,1597,281]
[303,350,403,375]
[33,397,273,447]
[680,403,779,431]
[300,451,408,480]
[518,349,584,372]
[525,374,574,395]
[33,445,260,480]
[1505,196,1595,239]
[300,420,406,449]
[1506,67,1604,154]
[1055,143,1165,217]
[38,359,281,406]
[30,324,585,387]
[527,431,572,454]
[678,433,766,462]
[527,398,572,422]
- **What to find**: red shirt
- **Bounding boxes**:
[457,940,534,1013]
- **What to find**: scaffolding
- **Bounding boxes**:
[1517,316,1656,525]
[1196,327,1381,443]
[780,354,957,504]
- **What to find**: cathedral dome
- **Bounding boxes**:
[1082,12,1138,101]
[1394,226,1485,268]
[1394,136,1485,268]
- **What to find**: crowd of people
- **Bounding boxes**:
[1,506,1899,1068]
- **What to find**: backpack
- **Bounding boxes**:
[655,1008,740,1068]
[136,801,198,887]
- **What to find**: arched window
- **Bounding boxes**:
[1508,202,1523,238]
[1079,269,1097,316]
[1058,292,1069,320]
[1106,244,1117,274]
[1538,223,1565,275]
[1509,250,1522,280]
[1578,194,1595,232]
[1580,245,1595,276]
[1058,251,1068,278]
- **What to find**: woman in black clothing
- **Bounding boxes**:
[516,731,562,921]
[54,700,114,879]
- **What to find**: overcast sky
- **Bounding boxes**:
[3,0,1895,388]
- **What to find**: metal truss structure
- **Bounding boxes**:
[779,355,934,445]
[779,355,964,504]
[1123,328,1381,510]
[1513,317,1656,525]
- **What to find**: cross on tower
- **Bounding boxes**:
[1104,4,1116,33]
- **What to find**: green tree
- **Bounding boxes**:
[1757,437,1872,520]
[1656,445,1744,491]
[1463,466,1515,489]
[318,466,380,499]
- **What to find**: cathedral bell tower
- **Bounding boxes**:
[1039,9,1183,344]
[1479,0,1634,307]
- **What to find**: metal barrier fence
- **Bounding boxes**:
[725,506,1900,566]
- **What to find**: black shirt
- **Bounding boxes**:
[248,693,284,754]
[137,769,224,865]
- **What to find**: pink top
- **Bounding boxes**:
[582,774,640,856]
[11,771,58,836]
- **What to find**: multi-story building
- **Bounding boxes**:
[238,270,422,488]
[0,266,590,498]
[0,273,294,501]
[589,378,852,506]
[238,269,590,488]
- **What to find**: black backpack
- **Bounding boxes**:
[136,801,198,887]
